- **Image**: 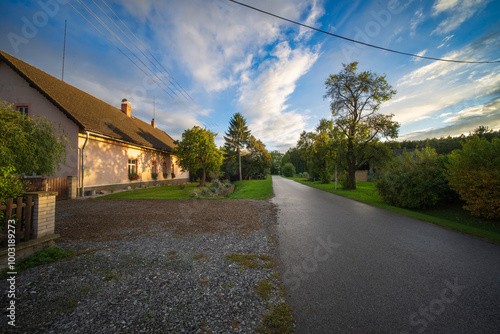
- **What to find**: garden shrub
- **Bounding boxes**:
[376,147,454,209]
[445,136,500,220]
[0,166,27,204]
[282,163,296,177]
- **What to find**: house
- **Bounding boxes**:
[0,50,188,198]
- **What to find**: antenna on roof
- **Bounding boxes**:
[62,19,67,81]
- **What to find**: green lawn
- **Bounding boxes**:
[228,177,274,200]
[289,177,500,243]
[98,177,273,200]
[98,183,198,200]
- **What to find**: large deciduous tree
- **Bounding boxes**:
[224,113,251,181]
[324,62,399,189]
[241,135,272,178]
[0,100,69,177]
[174,126,223,187]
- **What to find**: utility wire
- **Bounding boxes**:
[100,0,197,105]
[71,0,202,115]
[229,0,500,64]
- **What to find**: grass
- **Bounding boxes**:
[289,177,500,243]
[255,279,274,301]
[98,176,273,200]
[228,177,274,200]
[98,183,198,200]
[0,246,74,279]
[225,253,274,269]
[256,302,294,334]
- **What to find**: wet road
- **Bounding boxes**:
[272,176,500,334]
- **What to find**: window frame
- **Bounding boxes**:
[13,103,31,116]
[127,158,137,175]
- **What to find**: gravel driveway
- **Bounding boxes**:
[1,199,286,333]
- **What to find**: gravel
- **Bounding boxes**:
[0,199,286,333]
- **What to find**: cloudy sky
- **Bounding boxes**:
[1,0,499,151]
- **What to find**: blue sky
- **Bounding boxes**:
[1,0,499,151]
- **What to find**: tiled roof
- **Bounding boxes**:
[0,50,175,152]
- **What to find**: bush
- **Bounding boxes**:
[446,136,500,219]
[0,166,27,204]
[282,163,296,177]
[376,147,454,209]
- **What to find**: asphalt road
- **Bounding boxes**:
[271,176,500,334]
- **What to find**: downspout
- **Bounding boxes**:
[80,130,89,197]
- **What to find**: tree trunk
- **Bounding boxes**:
[200,167,206,187]
[238,147,242,181]
[346,139,357,190]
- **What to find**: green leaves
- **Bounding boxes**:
[173,126,223,187]
[0,100,69,176]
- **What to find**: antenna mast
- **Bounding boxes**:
[62,19,67,81]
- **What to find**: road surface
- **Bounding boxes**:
[272,176,500,333]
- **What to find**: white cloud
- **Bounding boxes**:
[410,8,424,36]
[413,49,428,62]
[431,0,492,35]
[437,34,454,48]
[238,41,320,149]
[444,97,500,123]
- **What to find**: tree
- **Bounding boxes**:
[324,62,399,189]
[174,126,223,187]
[282,163,296,177]
[224,113,251,181]
[281,147,307,174]
[446,136,500,220]
[269,150,284,174]
[241,135,272,178]
[0,100,69,176]
[297,119,339,183]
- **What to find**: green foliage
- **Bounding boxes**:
[241,135,272,179]
[324,62,399,189]
[151,172,158,180]
[224,113,251,181]
[174,126,223,187]
[376,147,453,209]
[282,163,296,177]
[0,166,28,204]
[270,150,284,174]
[446,136,500,220]
[256,303,294,334]
[128,172,139,181]
[281,147,307,174]
[0,100,69,176]
[0,246,73,278]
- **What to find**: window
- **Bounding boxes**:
[162,162,167,174]
[151,160,157,174]
[171,163,175,174]
[128,159,137,174]
[14,104,30,115]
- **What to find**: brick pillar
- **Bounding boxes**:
[67,175,77,199]
[25,192,58,238]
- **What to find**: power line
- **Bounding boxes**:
[100,0,197,105]
[229,0,500,64]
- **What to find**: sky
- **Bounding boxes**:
[0,0,499,152]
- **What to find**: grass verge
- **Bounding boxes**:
[228,177,274,200]
[0,246,74,279]
[99,177,273,200]
[98,183,198,200]
[289,177,500,243]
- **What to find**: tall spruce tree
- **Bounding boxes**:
[224,113,251,181]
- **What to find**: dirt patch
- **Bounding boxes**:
[55,198,276,243]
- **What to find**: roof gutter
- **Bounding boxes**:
[80,130,89,197]
[82,130,173,153]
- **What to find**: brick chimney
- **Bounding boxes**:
[151,118,156,128]
[121,98,131,117]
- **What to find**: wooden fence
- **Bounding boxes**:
[0,196,34,247]
[25,177,68,200]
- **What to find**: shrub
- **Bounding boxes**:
[376,147,454,209]
[0,166,27,204]
[445,136,500,219]
[282,163,296,177]
[151,172,158,180]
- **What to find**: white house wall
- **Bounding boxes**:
[0,61,79,178]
